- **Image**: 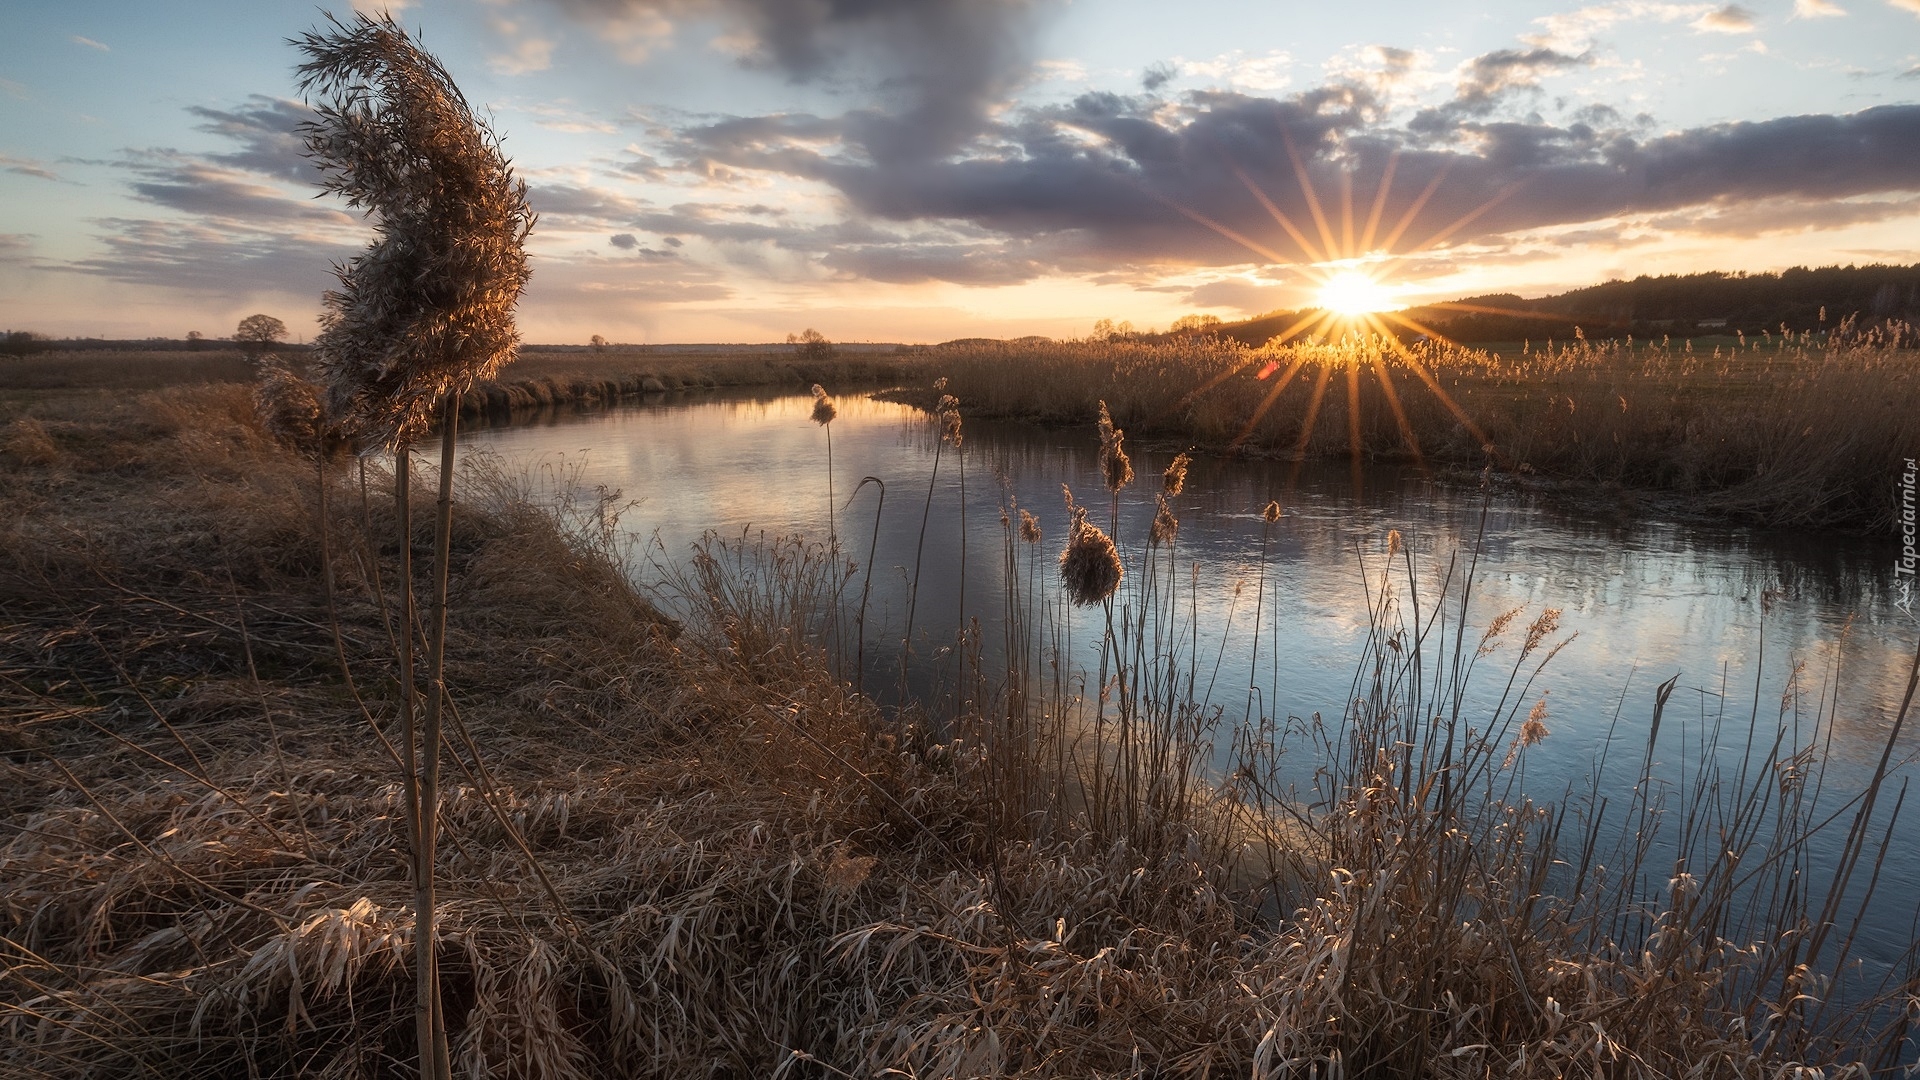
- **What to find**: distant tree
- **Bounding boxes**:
[235,313,290,355]
[787,327,835,361]
[0,330,52,356]
[185,330,206,351]
[1171,313,1222,334]
[590,333,607,350]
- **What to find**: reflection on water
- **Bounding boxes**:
[467,386,1918,953]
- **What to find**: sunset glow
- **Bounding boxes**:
[1317,271,1397,316]
[0,3,1916,342]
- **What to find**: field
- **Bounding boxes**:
[3,355,1917,1076]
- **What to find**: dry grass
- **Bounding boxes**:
[458,350,917,421]
[2,381,1914,1077]
[917,325,1920,531]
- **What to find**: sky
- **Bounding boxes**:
[2,0,1918,344]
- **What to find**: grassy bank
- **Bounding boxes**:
[913,327,1919,532]
[0,348,915,424]
[2,372,1916,1075]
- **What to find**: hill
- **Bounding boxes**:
[1191,263,1920,345]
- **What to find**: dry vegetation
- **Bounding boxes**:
[3,377,1916,1076]
[0,348,914,432]
[919,324,1920,531]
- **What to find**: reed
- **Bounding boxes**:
[916,323,1919,531]
[295,14,535,1079]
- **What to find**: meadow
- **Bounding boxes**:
[3,350,1917,1076]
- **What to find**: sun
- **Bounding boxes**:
[1317,270,1397,315]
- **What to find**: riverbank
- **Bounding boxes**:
[0,347,918,424]
[3,375,1914,1075]
[902,331,1918,533]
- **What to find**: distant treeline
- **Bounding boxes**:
[1186,263,1920,346]
[0,334,312,355]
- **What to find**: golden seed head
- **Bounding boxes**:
[1522,608,1562,657]
[1019,508,1041,544]
[809,383,837,426]
[1262,500,1282,523]
[939,395,963,446]
[1095,400,1132,493]
[1162,451,1191,496]
[933,376,948,393]
[1149,495,1179,547]
[297,11,534,452]
[1059,498,1123,606]
[254,357,342,459]
[1386,528,1402,558]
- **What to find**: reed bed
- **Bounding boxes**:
[457,352,914,423]
[918,324,1920,531]
[3,381,1916,1077]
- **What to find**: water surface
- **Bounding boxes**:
[467,387,1918,959]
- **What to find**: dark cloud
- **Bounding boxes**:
[1409,47,1589,133]
[66,216,356,295]
[529,181,650,225]
[184,97,322,185]
[819,243,1044,285]
[57,99,362,294]
[1184,278,1292,313]
[659,75,1920,279]
[121,155,352,227]
[610,232,638,248]
[543,0,1049,163]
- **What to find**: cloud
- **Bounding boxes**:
[119,153,352,227]
[1185,278,1293,314]
[540,0,1048,163]
[0,154,61,181]
[0,233,33,261]
[1644,193,1920,235]
[1395,47,1592,134]
[654,72,1920,283]
[1179,51,1294,93]
[493,37,557,75]
[349,0,414,14]
[610,233,638,248]
[65,216,357,295]
[491,18,557,74]
[1791,0,1847,17]
[1452,47,1589,108]
[1892,0,1920,13]
[183,97,322,185]
[528,180,652,228]
[1691,4,1758,31]
[1528,3,1718,50]
[71,35,109,52]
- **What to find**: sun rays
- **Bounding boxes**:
[1158,145,1530,477]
